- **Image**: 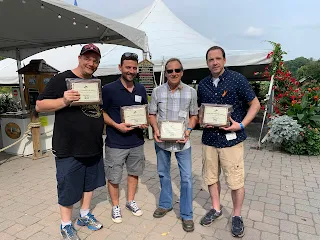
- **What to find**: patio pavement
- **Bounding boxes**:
[0,130,320,240]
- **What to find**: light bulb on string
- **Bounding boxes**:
[73,21,76,25]
[97,26,100,30]
[41,4,44,9]
[85,25,88,29]
[0,0,4,3]
[22,0,26,3]
[58,14,61,19]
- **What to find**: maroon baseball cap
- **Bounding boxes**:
[80,44,101,57]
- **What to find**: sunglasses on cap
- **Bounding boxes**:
[122,52,138,59]
[166,68,182,74]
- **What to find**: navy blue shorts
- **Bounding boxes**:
[55,154,106,206]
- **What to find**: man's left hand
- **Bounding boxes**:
[176,129,191,143]
[220,117,242,132]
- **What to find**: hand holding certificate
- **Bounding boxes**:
[159,121,185,141]
[199,104,233,127]
[66,78,102,106]
[121,105,148,127]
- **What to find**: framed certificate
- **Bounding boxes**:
[66,78,102,106]
[199,104,233,127]
[159,121,185,141]
[121,105,148,127]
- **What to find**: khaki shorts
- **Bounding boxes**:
[202,142,244,190]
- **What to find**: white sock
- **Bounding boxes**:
[61,220,72,228]
[80,209,90,217]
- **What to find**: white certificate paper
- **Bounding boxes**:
[160,121,184,140]
[72,82,99,102]
[203,106,228,125]
[123,107,147,125]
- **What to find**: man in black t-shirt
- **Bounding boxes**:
[36,44,105,240]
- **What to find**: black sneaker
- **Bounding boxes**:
[199,208,222,227]
[182,219,194,232]
[231,216,244,238]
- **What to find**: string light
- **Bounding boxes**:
[22,0,26,3]
[0,0,4,3]
[31,0,103,29]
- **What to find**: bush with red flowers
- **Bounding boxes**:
[264,42,320,155]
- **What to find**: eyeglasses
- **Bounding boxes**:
[122,52,138,59]
[166,68,182,74]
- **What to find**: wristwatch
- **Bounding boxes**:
[187,127,193,132]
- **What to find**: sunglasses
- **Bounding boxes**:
[122,52,138,59]
[166,68,182,74]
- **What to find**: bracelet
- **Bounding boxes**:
[187,127,193,132]
[240,122,244,130]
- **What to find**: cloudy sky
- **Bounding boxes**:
[65,0,320,60]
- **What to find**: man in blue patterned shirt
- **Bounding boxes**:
[149,58,198,232]
[197,46,261,238]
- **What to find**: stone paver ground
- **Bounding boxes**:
[0,130,320,240]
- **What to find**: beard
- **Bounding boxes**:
[121,72,136,82]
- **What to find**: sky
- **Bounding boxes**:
[65,0,320,60]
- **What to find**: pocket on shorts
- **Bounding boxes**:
[55,158,66,185]
[127,146,145,176]
[56,171,66,190]
[201,146,207,178]
[104,148,114,168]
[229,144,244,189]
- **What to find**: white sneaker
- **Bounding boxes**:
[112,205,122,223]
[125,200,143,216]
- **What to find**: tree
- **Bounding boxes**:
[285,57,310,78]
[297,60,320,82]
[0,56,5,60]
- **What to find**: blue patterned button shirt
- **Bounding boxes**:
[197,69,256,148]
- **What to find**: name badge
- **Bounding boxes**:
[226,132,237,141]
[178,110,187,118]
[135,95,142,103]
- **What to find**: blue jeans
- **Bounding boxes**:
[155,144,193,220]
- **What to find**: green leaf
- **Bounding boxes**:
[310,115,320,122]
[301,95,308,109]
[287,109,295,116]
[293,104,302,111]
[297,114,305,120]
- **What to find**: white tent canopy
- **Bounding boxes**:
[0,0,148,60]
[0,0,270,85]
[96,0,270,76]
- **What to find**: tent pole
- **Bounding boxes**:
[16,49,27,113]
[257,74,275,149]
[143,51,147,60]
[159,57,165,86]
